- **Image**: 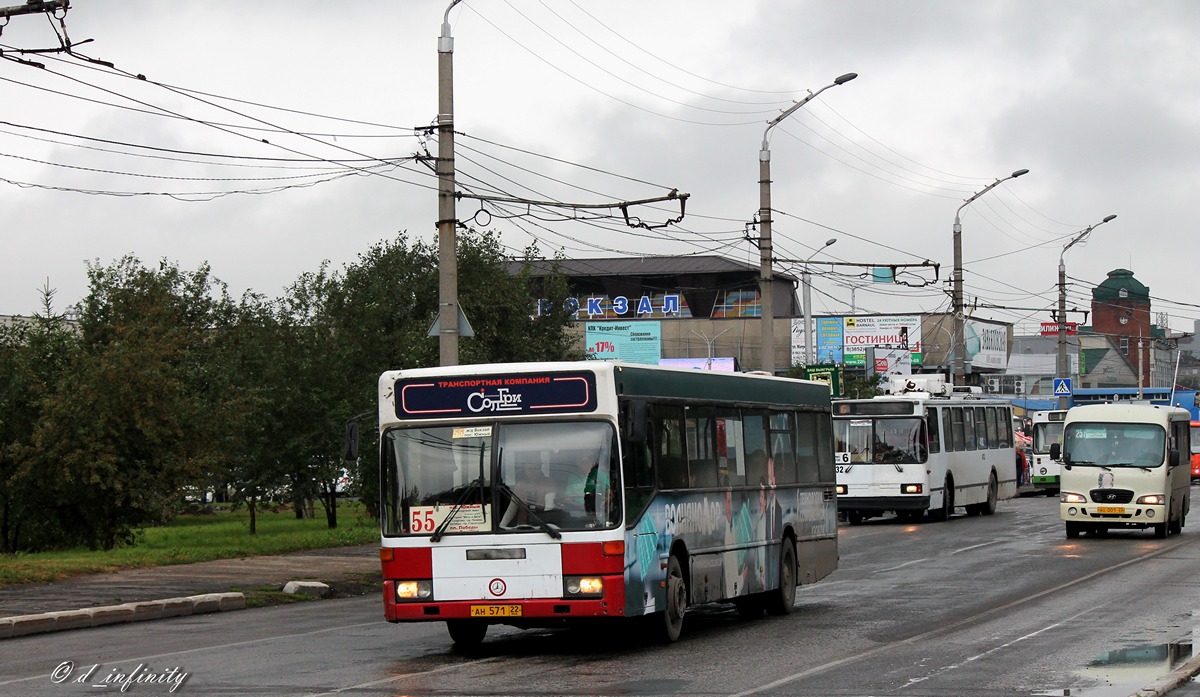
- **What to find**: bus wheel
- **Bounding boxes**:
[1065,522,1082,538]
[847,512,863,525]
[662,555,687,642]
[981,472,999,516]
[766,539,797,616]
[1154,522,1169,539]
[1170,510,1183,535]
[446,620,487,650]
[934,479,954,521]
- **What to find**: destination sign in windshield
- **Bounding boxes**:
[395,371,597,419]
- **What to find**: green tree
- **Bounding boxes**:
[25,257,229,549]
[0,286,81,552]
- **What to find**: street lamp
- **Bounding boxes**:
[802,238,838,366]
[758,71,857,374]
[1057,214,1117,408]
[951,168,1029,386]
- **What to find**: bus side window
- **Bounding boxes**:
[927,407,941,454]
[950,407,966,451]
[769,411,798,485]
[796,411,821,483]
[655,405,688,489]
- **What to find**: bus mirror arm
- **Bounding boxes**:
[622,400,649,443]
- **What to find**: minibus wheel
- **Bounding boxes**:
[1065,522,1082,538]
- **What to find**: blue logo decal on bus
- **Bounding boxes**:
[395,371,597,419]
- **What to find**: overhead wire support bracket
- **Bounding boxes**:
[457,189,690,231]
[771,258,941,287]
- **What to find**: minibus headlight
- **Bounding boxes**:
[835,484,847,495]
[1060,492,1086,504]
[1136,494,1166,505]
[395,580,433,601]
[564,576,603,598]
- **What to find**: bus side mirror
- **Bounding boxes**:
[1169,449,1180,468]
[1050,443,1061,461]
[621,400,648,443]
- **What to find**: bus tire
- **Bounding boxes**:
[662,554,686,642]
[446,620,488,650]
[847,512,863,525]
[765,539,797,616]
[1154,522,1169,539]
[1065,522,1082,538]
[934,478,954,521]
[982,472,999,516]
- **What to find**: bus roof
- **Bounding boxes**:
[1065,403,1191,424]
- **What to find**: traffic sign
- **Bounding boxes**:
[1053,378,1072,397]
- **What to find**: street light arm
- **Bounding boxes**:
[955,169,1030,221]
[762,73,857,149]
[1060,213,1117,262]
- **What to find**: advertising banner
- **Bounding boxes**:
[585,321,662,365]
[841,315,923,368]
[965,319,1008,369]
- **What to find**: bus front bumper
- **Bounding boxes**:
[1060,502,1164,527]
[838,495,930,513]
[383,577,626,622]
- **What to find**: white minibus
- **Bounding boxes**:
[1053,404,1191,539]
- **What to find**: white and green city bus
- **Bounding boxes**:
[375,361,838,647]
[1028,409,1067,494]
[1054,403,1191,539]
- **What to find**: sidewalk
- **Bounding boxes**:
[0,543,380,637]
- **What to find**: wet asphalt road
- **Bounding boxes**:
[4,489,1200,696]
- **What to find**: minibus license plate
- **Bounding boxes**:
[471,604,522,617]
[1096,506,1125,514]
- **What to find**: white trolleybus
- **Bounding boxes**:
[1028,409,1066,494]
[833,374,1018,524]
[1052,403,1191,539]
[375,361,838,648]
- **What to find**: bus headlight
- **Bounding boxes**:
[1060,492,1087,504]
[835,484,846,495]
[902,483,923,494]
[564,576,603,598]
[1136,494,1166,505]
[395,580,433,601]
[1039,467,1048,476]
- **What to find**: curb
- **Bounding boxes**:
[0,592,245,640]
[1133,652,1200,697]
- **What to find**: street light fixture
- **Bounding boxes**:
[758,71,857,374]
[1057,214,1117,408]
[802,238,838,366]
[951,168,1029,386]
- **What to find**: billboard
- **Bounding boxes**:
[794,315,923,368]
[585,321,662,365]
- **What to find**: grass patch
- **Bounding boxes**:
[0,500,379,587]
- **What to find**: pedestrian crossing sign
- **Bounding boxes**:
[1053,378,1072,396]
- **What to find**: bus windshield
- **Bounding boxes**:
[382,420,620,536]
[1191,424,1200,455]
[1063,422,1166,468]
[1032,421,1064,455]
[834,417,927,465]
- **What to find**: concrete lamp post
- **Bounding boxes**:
[1056,214,1117,408]
[951,168,1029,386]
[802,238,838,366]
[758,71,857,374]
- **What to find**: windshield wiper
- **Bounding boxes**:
[497,482,562,540]
[430,478,483,543]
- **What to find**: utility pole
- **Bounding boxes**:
[1057,215,1116,408]
[951,169,1028,386]
[436,1,462,366]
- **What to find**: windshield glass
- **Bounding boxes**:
[1191,425,1200,455]
[833,417,926,465]
[382,420,620,536]
[1032,422,1064,454]
[1062,422,1166,467]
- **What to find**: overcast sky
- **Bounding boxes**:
[2,1,1197,334]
